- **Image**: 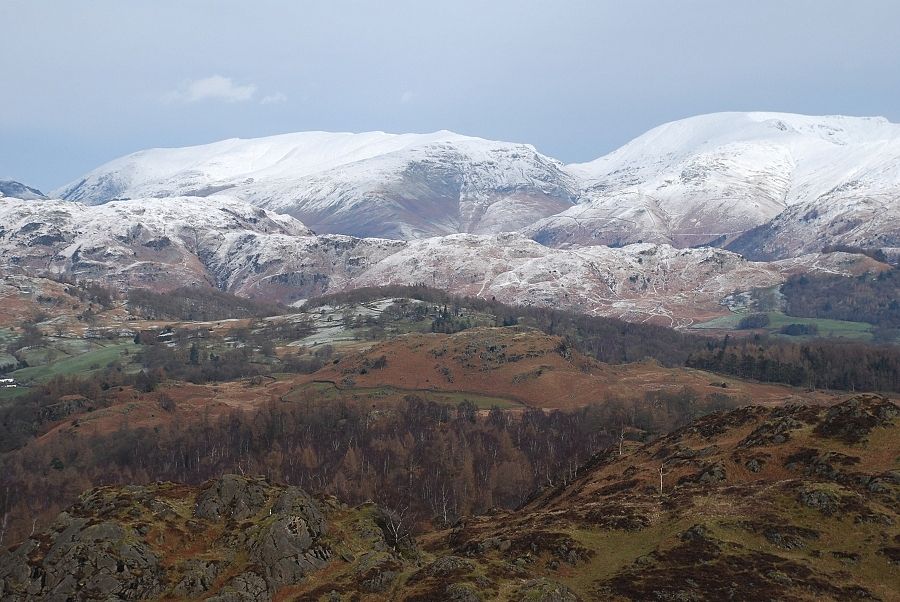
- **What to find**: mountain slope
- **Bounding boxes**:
[0,196,313,289]
[527,112,900,254]
[0,180,46,200]
[0,197,880,325]
[53,113,900,256]
[53,131,578,239]
[449,394,900,601]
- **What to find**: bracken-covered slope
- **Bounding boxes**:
[526,112,900,255]
[52,131,578,239]
[295,325,834,409]
[0,197,880,325]
[1,395,896,600]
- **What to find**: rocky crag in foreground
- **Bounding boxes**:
[1,395,898,601]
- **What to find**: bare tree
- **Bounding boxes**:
[377,504,410,551]
[0,511,7,547]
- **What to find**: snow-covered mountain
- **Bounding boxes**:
[0,196,313,289]
[0,197,878,325]
[53,131,578,239]
[47,113,900,258]
[527,112,900,255]
[0,180,46,200]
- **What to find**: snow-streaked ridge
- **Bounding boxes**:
[0,196,879,326]
[48,113,900,257]
[53,130,577,240]
[527,112,900,254]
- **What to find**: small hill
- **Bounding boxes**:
[300,326,836,409]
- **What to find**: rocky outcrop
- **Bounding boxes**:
[194,474,269,520]
[0,515,163,601]
[814,393,899,443]
[0,476,333,601]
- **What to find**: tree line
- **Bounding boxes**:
[686,336,900,392]
[127,286,288,321]
[781,270,900,335]
[0,386,740,546]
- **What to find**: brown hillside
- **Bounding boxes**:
[301,326,840,409]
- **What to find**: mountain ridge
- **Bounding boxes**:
[0,180,46,200]
[0,196,882,326]
[46,112,900,258]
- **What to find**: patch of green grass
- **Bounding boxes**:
[565,520,686,589]
[765,312,872,340]
[9,340,141,385]
[694,311,873,341]
[424,390,519,409]
[0,385,29,402]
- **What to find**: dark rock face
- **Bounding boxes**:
[0,476,333,601]
[195,474,270,520]
[814,394,899,443]
[0,514,163,601]
[245,488,331,589]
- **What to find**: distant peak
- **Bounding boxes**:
[0,180,47,200]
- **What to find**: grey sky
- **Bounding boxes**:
[2,0,899,191]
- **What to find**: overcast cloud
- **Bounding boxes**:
[2,0,899,191]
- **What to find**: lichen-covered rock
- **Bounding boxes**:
[445,581,485,601]
[677,461,727,486]
[514,578,580,601]
[354,551,401,593]
[233,486,331,590]
[814,395,898,444]
[195,474,270,520]
[207,571,270,602]
[0,514,163,601]
[797,486,840,515]
[761,524,820,550]
[740,415,804,447]
[408,554,475,583]
[172,559,223,597]
[0,477,338,601]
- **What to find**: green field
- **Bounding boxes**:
[694,311,874,341]
[8,340,141,385]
